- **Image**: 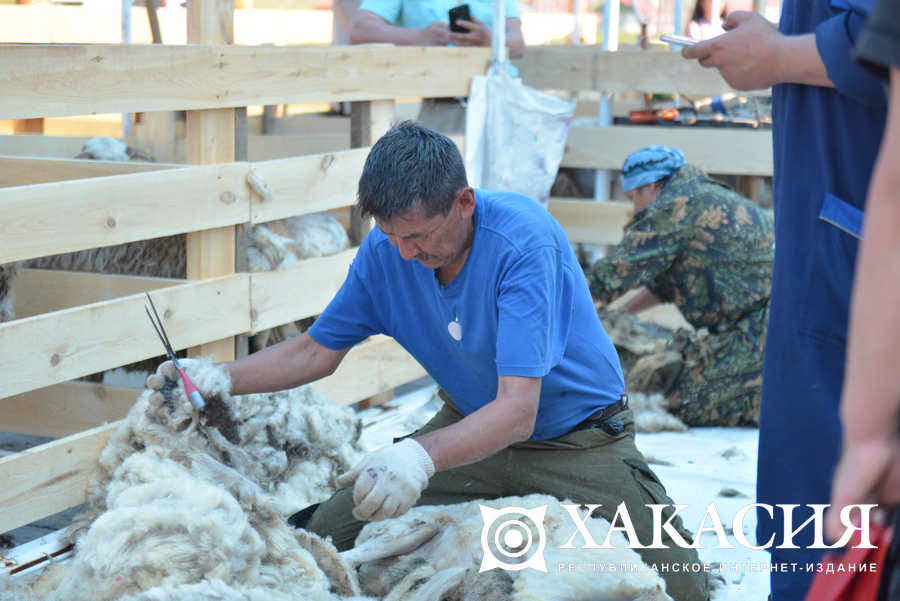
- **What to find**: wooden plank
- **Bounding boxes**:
[249,249,355,332]
[249,149,368,223]
[0,156,182,187]
[0,134,91,159]
[0,275,250,399]
[514,47,769,97]
[0,423,115,535]
[561,124,774,176]
[0,44,491,120]
[0,381,139,438]
[0,163,248,263]
[315,335,427,405]
[12,269,179,319]
[547,198,632,245]
[247,133,350,161]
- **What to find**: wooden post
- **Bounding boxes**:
[186,0,236,362]
[348,100,395,244]
[134,111,177,162]
[349,99,395,407]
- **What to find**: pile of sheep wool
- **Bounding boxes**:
[1,359,672,601]
[1,358,365,601]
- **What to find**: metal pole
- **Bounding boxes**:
[594,0,619,202]
[122,0,133,140]
[674,0,684,35]
[491,0,507,71]
[572,0,583,44]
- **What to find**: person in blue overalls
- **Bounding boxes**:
[681,3,887,599]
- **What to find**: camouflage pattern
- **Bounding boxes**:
[665,305,768,427]
[590,165,774,427]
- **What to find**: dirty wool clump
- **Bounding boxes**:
[3,358,369,601]
[346,495,672,601]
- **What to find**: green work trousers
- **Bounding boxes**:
[307,397,709,601]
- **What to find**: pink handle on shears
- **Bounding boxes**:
[177,367,206,410]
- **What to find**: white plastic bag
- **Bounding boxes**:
[465,70,576,207]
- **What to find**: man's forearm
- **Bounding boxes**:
[223,332,347,395]
[415,376,539,472]
[777,33,833,88]
[350,11,430,46]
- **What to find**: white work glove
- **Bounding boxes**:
[145,357,208,411]
[145,357,240,444]
[337,438,435,522]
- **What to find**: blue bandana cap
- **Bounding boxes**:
[620,146,686,192]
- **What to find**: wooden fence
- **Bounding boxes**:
[0,22,772,537]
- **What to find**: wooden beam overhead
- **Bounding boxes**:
[561,124,774,176]
[513,47,766,97]
[0,44,491,120]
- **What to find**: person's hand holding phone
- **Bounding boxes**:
[447,4,491,47]
[448,15,491,46]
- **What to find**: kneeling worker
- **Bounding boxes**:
[589,145,774,427]
[160,124,708,601]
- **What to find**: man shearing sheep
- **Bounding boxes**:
[152,122,708,601]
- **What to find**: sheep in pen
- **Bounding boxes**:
[0,360,672,601]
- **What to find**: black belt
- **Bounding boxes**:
[571,394,628,434]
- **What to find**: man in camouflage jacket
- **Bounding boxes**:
[589,146,774,426]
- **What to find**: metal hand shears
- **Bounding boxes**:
[144,292,206,410]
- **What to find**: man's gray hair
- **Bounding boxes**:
[357,121,468,220]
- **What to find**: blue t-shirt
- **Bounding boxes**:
[308,190,624,440]
[358,0,520,31]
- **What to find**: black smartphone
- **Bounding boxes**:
[449,4,472,33]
